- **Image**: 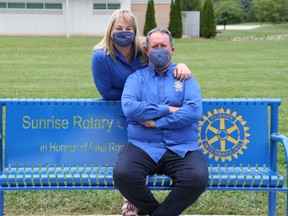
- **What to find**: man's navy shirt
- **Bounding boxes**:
[121,63,202,162]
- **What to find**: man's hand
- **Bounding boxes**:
[169,106,180,113]
[140,106,180,127]
[174,63,191,81]
[140,120,156,128]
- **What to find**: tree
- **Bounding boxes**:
[214,0,243,30]
[253,0,273,24]
[143,0,157,36]
[238,0,254,21]
[168,0,183,38]
[182,0,201,11]
[278,0,288,22]
[174,0,183,38]
[253,0,288,24]
[168,0,176,36]
[200,0,216,38]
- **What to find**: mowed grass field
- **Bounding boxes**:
[0,23,288,215]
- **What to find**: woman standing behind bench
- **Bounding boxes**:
[91,9,191,216]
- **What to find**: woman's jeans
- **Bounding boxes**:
[113,143,209,216]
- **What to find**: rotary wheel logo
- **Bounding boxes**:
[199,108,250,162]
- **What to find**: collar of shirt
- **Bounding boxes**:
[113,46,135,63]
[147,63,174,78]
[113,46,148,68]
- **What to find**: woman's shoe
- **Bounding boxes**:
[122,197,138,216]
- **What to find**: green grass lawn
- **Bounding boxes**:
[0,23,288,215]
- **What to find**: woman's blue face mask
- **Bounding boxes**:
[112,31,134,47]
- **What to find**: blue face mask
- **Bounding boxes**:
[112,31,134,47]
[149,47,171,69]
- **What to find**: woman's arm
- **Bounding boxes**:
[91,51,122,100]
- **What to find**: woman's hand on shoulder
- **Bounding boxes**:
[174,63,191,81]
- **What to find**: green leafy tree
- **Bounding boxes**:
[238,0,254,21]
[253,0,274,24]
[168,0,183,38]
[168,0,176,35]
[253,0,288,24]
[214,0,243,29]
[200,0,216,38]
[182,0,201,11]
[239,0,252,13]
[278,0,288,21]
[174,0,183,38]
[143,0,157,36]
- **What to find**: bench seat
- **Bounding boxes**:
[0,165,284,189]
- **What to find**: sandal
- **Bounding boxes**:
[122,197,138,216]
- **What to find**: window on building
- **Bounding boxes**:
[45,3,62,9]
[107,3,120,10]
[93,3,106,10]
[0,2,6,8]
[27,3,44,9]
[93,3,120,10]
[1,2,62,10]
[8,2,25,8]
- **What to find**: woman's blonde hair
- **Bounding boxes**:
[93,9,145,61]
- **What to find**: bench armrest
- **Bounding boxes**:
[271,132,288,157]
[271,132,288,184]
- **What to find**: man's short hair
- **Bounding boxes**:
[145,28,174,48]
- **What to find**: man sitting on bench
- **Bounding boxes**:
[113,28,209,216]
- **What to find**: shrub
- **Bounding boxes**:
[143,0,157,36]
[200,0,216,38]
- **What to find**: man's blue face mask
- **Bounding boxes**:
[149,47,171,69]
[112,31,134,47]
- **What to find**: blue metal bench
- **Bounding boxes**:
[0,98,287,215]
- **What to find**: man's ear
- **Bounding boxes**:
[144,46,149,55]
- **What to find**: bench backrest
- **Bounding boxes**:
[0,98,281,169]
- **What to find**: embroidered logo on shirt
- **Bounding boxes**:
[174,81,183,91]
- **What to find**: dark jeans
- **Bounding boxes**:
[113,143,209,216]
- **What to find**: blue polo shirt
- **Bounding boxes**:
[121,63,202,162]
[91,48,148,100]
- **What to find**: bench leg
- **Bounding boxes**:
[0,191,3,216]
[268,191,276,216]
